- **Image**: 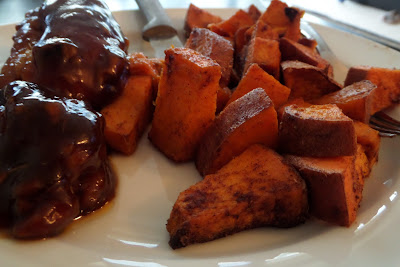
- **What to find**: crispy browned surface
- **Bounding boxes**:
[101,75,153,155]
[186,28,234,87]
[286,149,364,227]
[184,4,222,37]
[258,0,304,41]
[281,60,342,100]
[244,37,281,79]
[280,37,333,77]
[196,88,279,176]
[149,48,220,162]
[344,66,400,114]
[208,9,254,38]
[279,104,357,157]
[312,80,377,123]
[168,144,308,249]
[217,86,232,114]
[227,63,290,108]
[354,121,380,169]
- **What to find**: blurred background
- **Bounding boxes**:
[0,0,398,44]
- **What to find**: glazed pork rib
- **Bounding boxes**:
[0,80,116,238]
[0,0,129,109]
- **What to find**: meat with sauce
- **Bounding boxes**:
[0,80,116,238]
[0,0,129,109]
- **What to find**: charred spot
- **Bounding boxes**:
[166,54,175,77]
[184,190,210,209]
[169,227,188,249]
[235,191,254,203]
[284,7,299,22]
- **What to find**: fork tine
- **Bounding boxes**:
[368,122,398,137]
[370,112,400,136]
[374,111,400,126]
[370,113,400,132]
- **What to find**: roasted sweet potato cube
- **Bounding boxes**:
[216,86,231,114]
[312,80,377,123]
[279,104,357,157]
[355,144,370,181]
[128,52,163,99]
[344,66,400,114]
[227,63,290,108]
[234,26,251,56]
[247,4,262,22]
[184,3,223,37]
[245,20,279,41]
[281,60,342,100]
[128,52,163,77]
[276,97,311,121]
[101,75,153,155]
[354,121,380,169]
[244,37,281,79]
[186,28,234,87]
[298,37,318,50]
[168,144,308,249]
[149,48,220,162]
[208,9,254,38]
[286,151,363,227]
[259,0,304,41]
[280,37,333,77]
[196,88,279,176]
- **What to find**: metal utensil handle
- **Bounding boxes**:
[135,0,177,41]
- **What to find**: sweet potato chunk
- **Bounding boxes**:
[354,121,380,169]
[298,37,318,50]
[168,144,308,249]
[279,104,357,157]
[234,26,251,57]
[217,86,231,114]
[149,48,220,162]
[186,28,234,87]
[101,75,153,155]
[279,37,333,77]
[312,80,377,123]
[281,60,342,100]
[259,0,304,41]
[286,146,366,227]
[184,4,222,37]
[128,52,163,77]
[128,52,163,99]
[196,88,279,176]
[247,4,261,22]
[355,144,370,181]
[227,63,290,108]
[276,97,311,121]
[244,37,281,79]
[208,9,254,38]
[246,20,279,41]
[344,66,400,114]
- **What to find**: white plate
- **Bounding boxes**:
[1,8,400,267]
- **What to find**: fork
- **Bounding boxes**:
[300,21,399,137]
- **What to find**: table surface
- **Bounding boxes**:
[0,0,399,44]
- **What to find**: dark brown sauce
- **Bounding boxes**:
[1,0,129,109]
[0,81,116,239]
